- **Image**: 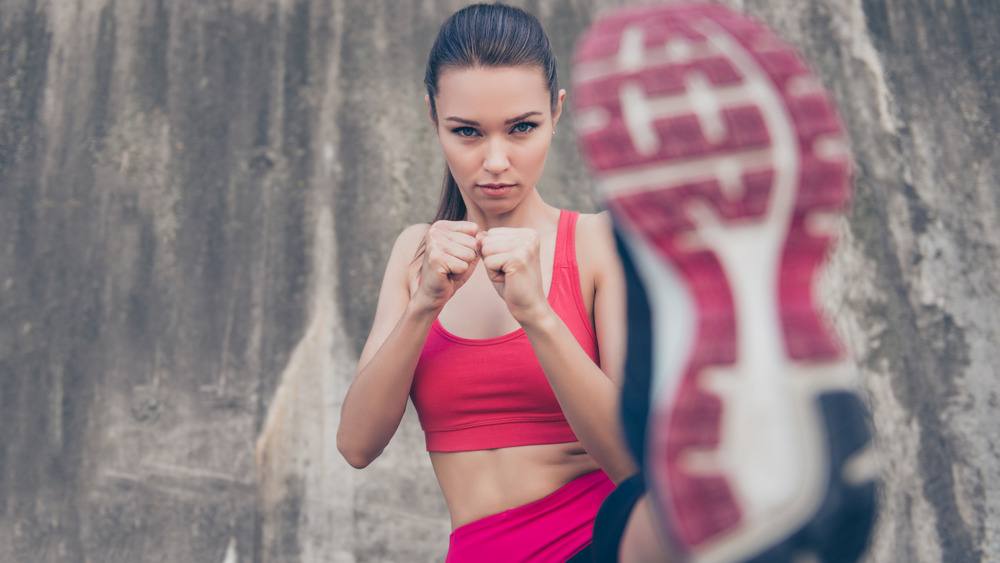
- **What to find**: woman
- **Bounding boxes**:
[337,3,636,561]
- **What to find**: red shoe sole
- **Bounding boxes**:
[574,4,874,561]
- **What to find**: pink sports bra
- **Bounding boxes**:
[410,210,601,452]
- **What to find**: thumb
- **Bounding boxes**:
[450,245,481,286]
[475,231,486,256]
[468,246,481,272]
[481,254,505,283]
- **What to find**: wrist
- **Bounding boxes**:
[407,292,445,321]
[516,302,559,333]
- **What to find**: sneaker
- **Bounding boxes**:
[572,3,878,562]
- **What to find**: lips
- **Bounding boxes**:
[477,183,515,197]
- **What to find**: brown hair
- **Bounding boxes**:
[424,3,560,222]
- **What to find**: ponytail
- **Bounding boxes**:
[417,3,556,260]
[423,3,558,224]
[434,167,467,222]
[413,167,467,266]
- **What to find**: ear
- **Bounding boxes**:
[425,94,438,132]
[552,89,567,130]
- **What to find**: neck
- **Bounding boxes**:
[465,191,558,231]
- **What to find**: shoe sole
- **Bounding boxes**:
[572,4,877,562]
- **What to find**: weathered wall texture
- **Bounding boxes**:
[0,0,996,561]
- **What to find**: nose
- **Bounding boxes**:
[483,138,510,175]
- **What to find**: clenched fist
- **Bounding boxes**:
[413,220,481,312]
[478,227,550,325]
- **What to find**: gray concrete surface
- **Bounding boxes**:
[0,0,997,561]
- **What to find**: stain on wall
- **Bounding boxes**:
[0,0,998,561]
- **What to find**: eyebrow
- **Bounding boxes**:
[444,111,544,127]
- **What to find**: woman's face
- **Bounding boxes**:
[431,65,564,217]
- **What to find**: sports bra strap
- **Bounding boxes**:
[554,209,579,269]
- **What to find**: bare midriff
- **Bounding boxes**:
[430,440,601,530]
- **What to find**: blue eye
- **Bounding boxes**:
[453,126,478,137]
[512,122,537,134]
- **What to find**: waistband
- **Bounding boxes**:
[446,470,614,563]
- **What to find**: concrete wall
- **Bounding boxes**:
[0,0,996,561]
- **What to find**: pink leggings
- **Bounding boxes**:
[446,470,614,562]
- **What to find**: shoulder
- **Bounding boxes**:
[574,211,616,252]
[573,210,621,283]
[386,222,431,263]
[393,223,431,252]
[384,223,430,284]
[398,222,431,243]
[575,210,613,236]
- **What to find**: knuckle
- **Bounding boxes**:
[430,220,453,234]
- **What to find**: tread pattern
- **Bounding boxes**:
[573,4,876,561]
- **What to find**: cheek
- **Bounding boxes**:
[441,141,478,174]
[517,137,552,171]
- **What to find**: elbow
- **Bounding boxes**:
[337,430,379,469]
[340,448,374,470]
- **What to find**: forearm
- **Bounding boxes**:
[620,495,673,563]
[337,301,438,468]
[521,308,638,482]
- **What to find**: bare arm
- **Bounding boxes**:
[478,212,637,482]
[524,212,636,481]
[620,495,673,562]
[337,221,479,468]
